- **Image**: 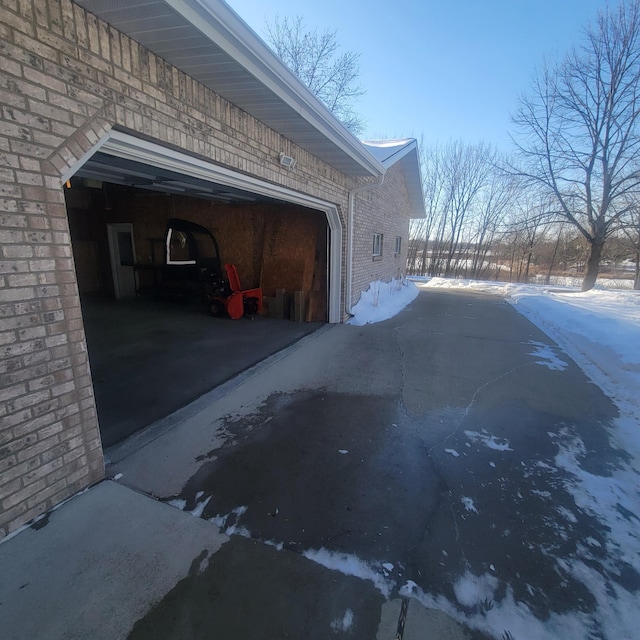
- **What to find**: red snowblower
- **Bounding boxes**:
[163,218,263,320]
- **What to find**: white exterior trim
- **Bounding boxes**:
[165,0,385,177]
[64,130,343,322]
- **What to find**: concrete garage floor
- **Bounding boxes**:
[81,295,323,447]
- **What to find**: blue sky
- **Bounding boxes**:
[227,0,608,151]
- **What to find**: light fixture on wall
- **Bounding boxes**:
[279,153,297,169]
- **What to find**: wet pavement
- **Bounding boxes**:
[2,287,638,639]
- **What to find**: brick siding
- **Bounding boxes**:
[0,0,412,537]
[351,162,412,307]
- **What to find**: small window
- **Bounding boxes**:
[372,233,383,257]
[395,236,402,255]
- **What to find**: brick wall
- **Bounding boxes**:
[350,162,412,307]
[0,0,411,537]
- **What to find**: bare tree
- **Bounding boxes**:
[440,141,493,276]
[265,15,365,135]
[501,193,558,283]
[511,1,640,291]
[622,203,640,287]
[407,141,447,275]
[408,141,514,279]
[468,167,519,279]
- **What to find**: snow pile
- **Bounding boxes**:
[453,572,498,607]
[400,579,590,640]
[347,277,419,325]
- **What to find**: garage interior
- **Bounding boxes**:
[64,152,329,448]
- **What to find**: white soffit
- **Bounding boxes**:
[361,139,426,218]
[73,0,384,178]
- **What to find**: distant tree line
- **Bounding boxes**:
[407,140,640,289]
[410,0,640,291]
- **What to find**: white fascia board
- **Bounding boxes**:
[369,139,425,219]
[362,139,418,168]
[402,144,426,218]
[165,0,384,177]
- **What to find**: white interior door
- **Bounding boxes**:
[107,223,137,299]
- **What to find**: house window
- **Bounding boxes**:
[372,233,383,257]
[395,236,402,255]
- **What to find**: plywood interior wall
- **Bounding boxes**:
[65,183,328,321]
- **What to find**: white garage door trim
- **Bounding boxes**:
[64,130,342,323]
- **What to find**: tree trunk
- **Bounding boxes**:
[581,240,604,291]
[546,233,561,285]
[634,249,640,290]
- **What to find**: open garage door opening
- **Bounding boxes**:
[64,147,332,448]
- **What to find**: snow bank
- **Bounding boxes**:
[347,277,419,325]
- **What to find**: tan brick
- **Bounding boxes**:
[64,465,89,486]
[0,381,26,402]
[0,199,19,213]
[48,484,78,510]
[0,330,17,347]
[19,157,42,172]
[0,5,35,36]
[22,349,51,365]
[2,478,46,509]
[7,272,38,287]
[0,408,31,430]
[8,139,51,158]
[2,244,33,258]
[26,477,67,509]
[0,451,19,476]
[2,286,35,301]
[30,215,52,230]
[7,388,50,412]
[1,503,43,537]
[72,3,87,49]
[23,456,64,486]
[3,108,50,133]
[16,433,61,463]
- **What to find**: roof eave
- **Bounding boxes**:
[167,0,385,177]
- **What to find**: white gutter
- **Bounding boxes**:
[345,175,385,316]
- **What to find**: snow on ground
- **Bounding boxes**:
[415,277,640,425]
[464,429,513,452]
[350,275,640,638]
[347,277,419,325]
[330,609,354,633]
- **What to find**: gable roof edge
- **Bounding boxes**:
[361,139,425,218]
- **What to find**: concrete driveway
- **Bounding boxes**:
[1,288,635,639]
